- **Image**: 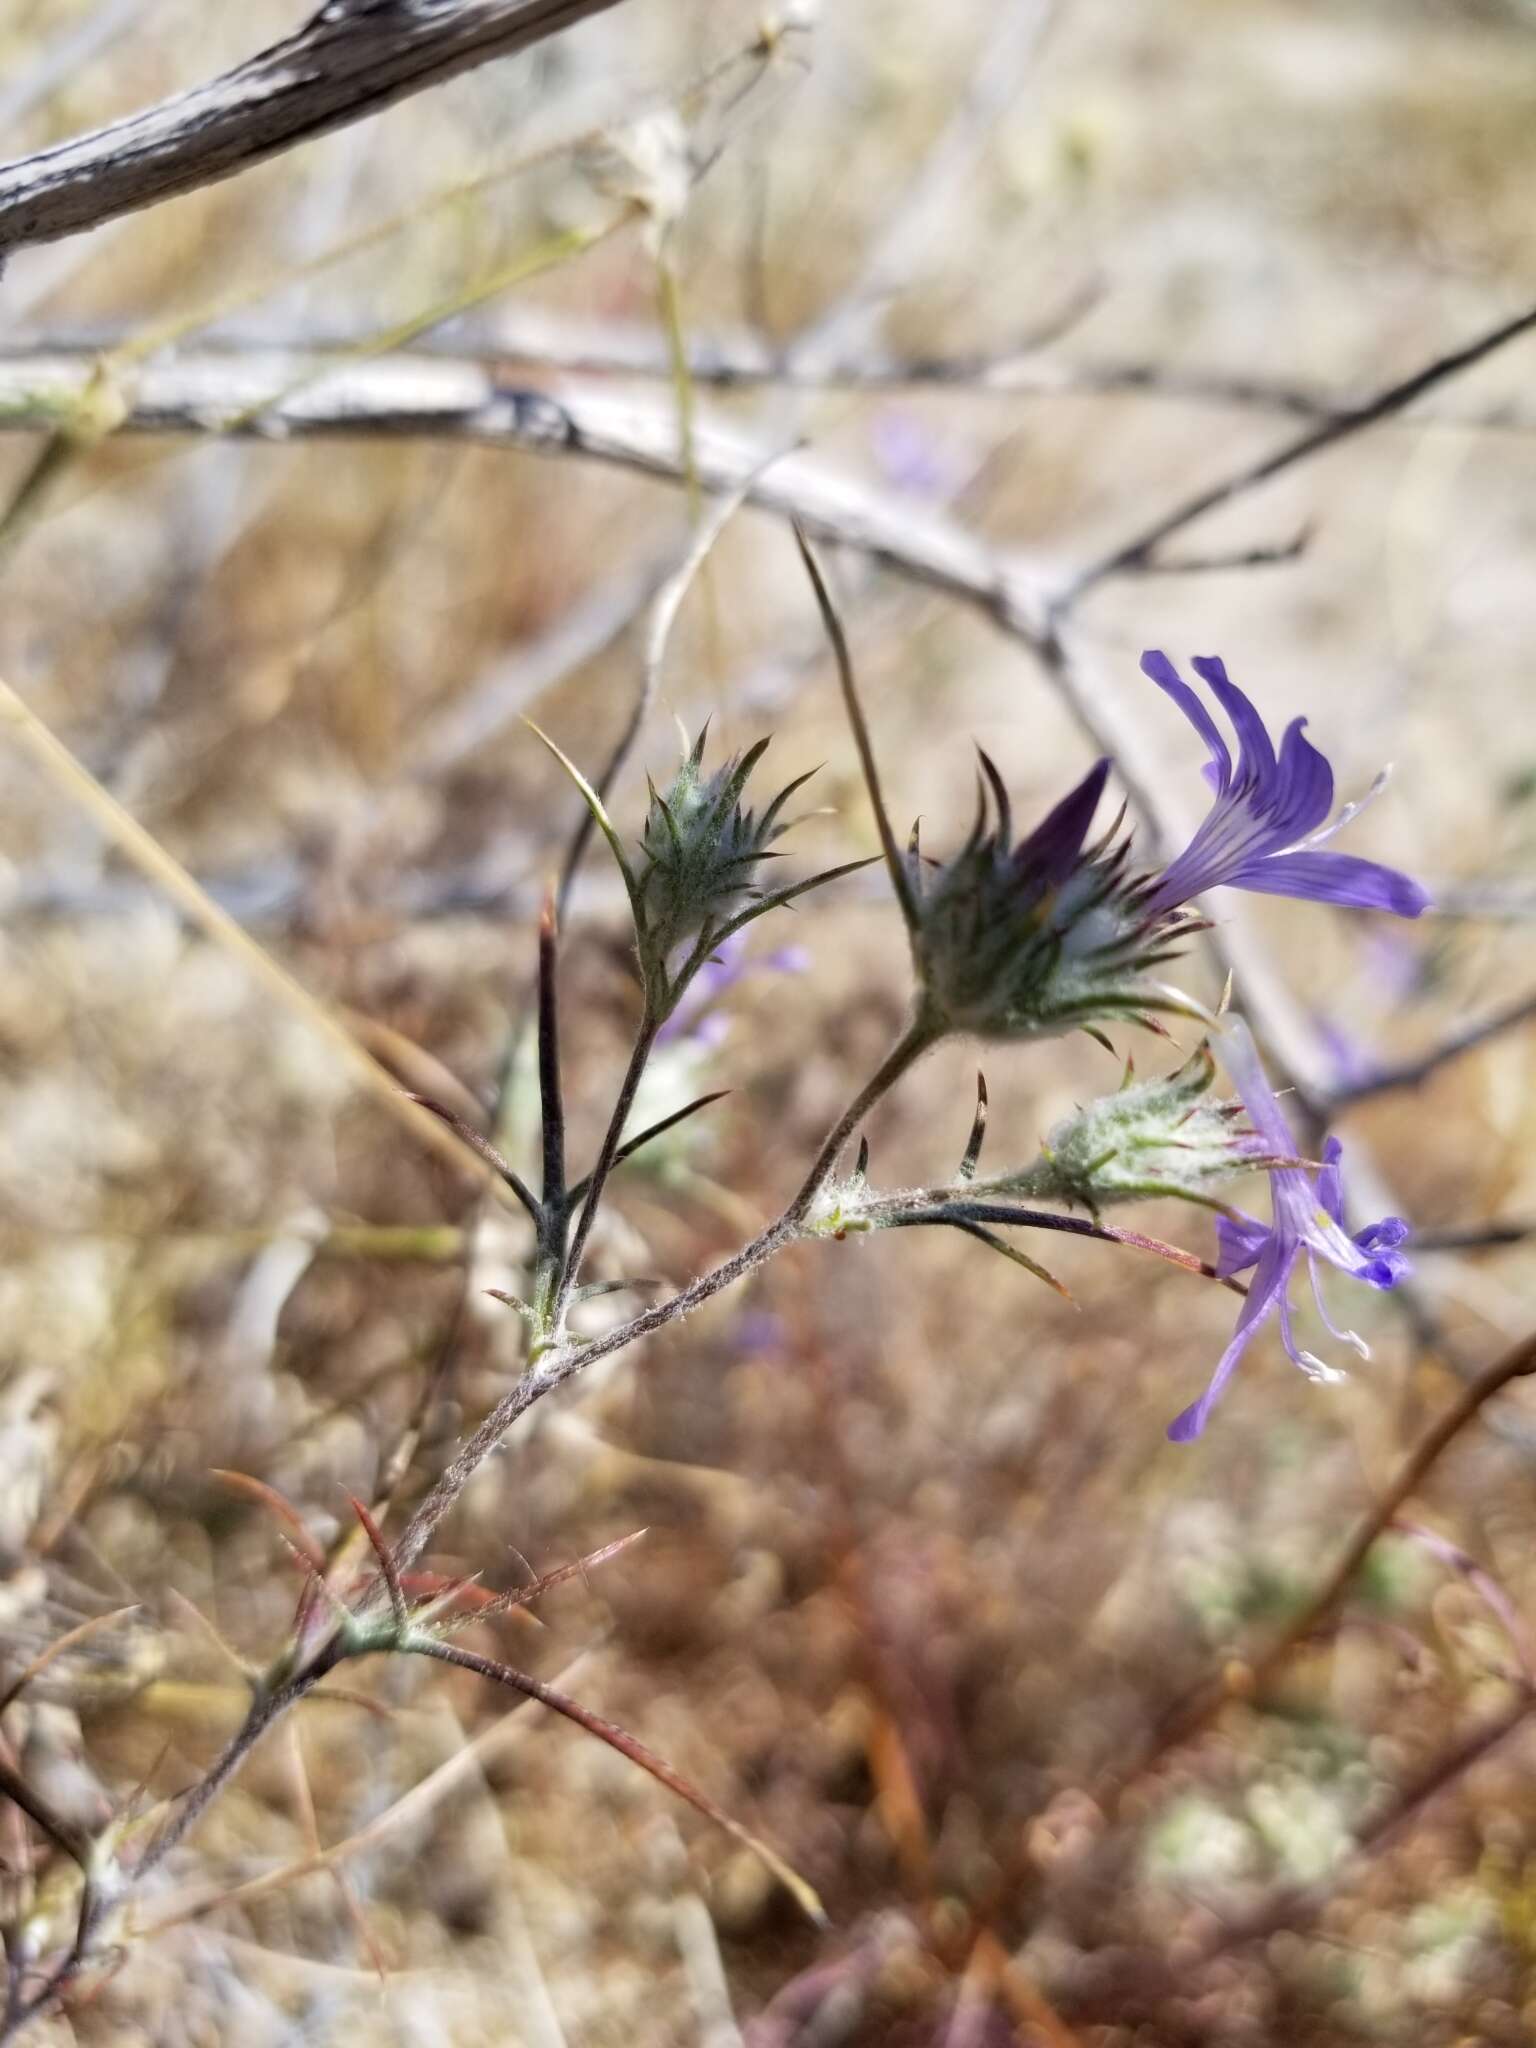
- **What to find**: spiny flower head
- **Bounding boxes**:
[859,652,1428,1049]
[1168,1019,1411,1442]
[528,703,864,1029]
[988,1042,1270,1214]
[905,752,1207,1042]
[636,727,810,959]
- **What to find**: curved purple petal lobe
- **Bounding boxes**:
[1356,1215,1410,1253]
[1316,1135,1345,1223]
[1272,719,1335,839]
[1015,758,1111,889]
[1216,1211,1269,1276]
[1168,1234,1288,1441]
[1226,850,1430,916]
[1359,1246,1411,1289]
[1140,650,1232,790]
[1191,657,1276,783]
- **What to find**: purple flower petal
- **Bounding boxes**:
[1167,1232,1288,1441]
[1140,649,1232,790]
[1223,849,1430,917]
[1138,654,1429,924]
[1356,1215,1410,1253]
[1216,1211,1270,1276]
[1169,1020,1414,1441]
[1316,1135,1346,1224]
[1013,758,1111,889]
[1271,719,1335,839]
[1191,655,1277,784]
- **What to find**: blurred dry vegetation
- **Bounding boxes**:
[2,0,1536,2042]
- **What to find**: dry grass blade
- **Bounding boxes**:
[163,1590,257,1684]
[209,1471,327,1572]
[284,1721,392,1984]
[415,1637,828,1927]
[0,674,515,1191]
[345,1495,407,1630]
[435,1530,649,1634]
[0,1607,142,1716]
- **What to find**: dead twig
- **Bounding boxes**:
[0,0,629,254]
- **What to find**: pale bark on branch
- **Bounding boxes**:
[0,345,1052,632]
[0,0,626,255]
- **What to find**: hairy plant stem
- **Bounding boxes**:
[393,1015,937,1576]
[552,1015,659,1331]
[137,1668,330,1883]
[784,1015,940,1223]
[0,1660,330,2044]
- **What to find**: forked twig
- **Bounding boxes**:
[1107,1324,1536,1801]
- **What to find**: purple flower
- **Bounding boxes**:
[1167,1020,1411,1443]
[869,409,964,500]
[1138,652,1429,921]
[655,932,810,1049]
[1309,1010,1379,1092]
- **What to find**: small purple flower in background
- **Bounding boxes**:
[734,1308,788,1357]
[1359,926,1432,1001]
[850,640,1431,1045]
[1309,1010,1380,1093]
[655,932,811,1050]
[869,409,964,501]
[1137,651,1430,921]
[1168,1019,1411,1443]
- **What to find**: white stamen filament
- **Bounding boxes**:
[1301,765,1393,850]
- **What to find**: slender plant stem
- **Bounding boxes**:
[136,1673,322,1883]
[0,1667,324,2044]
[536,897,566,1210]
[784,1017,939,1224]
[393,1018,936,1575]
[553,1017,660,1327]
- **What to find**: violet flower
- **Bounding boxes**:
[655,931,810,1049]
[1168,1020,1411,1443]
[861,647,1430,1046]
[1138,651,1429,921]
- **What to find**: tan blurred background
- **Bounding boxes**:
[1,1,1535,2042]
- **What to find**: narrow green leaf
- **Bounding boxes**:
[526,719,644,920]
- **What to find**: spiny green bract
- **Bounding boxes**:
[636,729,813,962]
[981,1043,1264,1215]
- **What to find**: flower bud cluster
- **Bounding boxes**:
[631,728,820,991]
[982,1043,1265,1215]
